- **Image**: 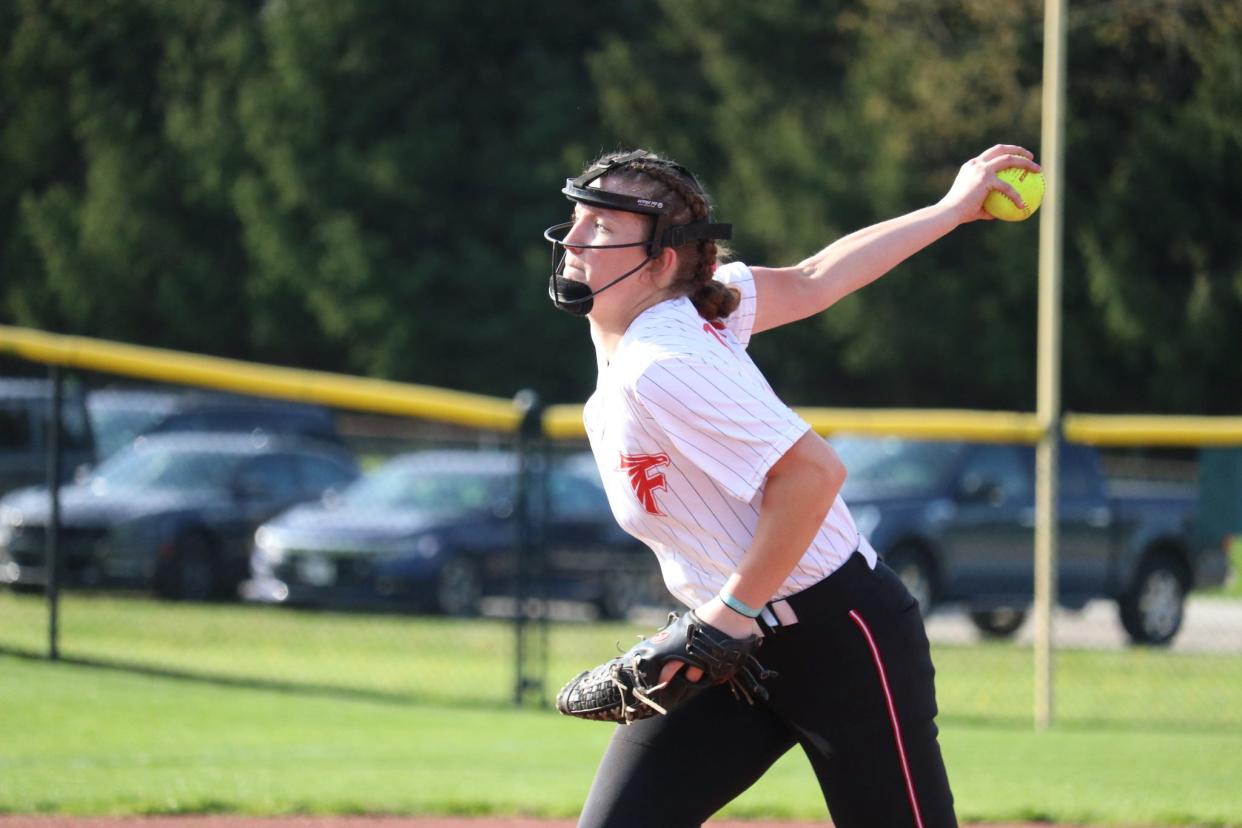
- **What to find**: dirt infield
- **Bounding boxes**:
[0,818,1104,828]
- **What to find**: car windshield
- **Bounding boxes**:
[339,464,511,513]
[89,404,173,459]
[833,436,965,497]
[88,446,240,493]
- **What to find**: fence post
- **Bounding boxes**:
[513,389,547,706]
[45,365,63,661]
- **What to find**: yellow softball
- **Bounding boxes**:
[983,166,1045,221]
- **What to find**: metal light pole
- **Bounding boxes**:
[1034,0,1068,731]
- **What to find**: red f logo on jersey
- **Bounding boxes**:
[619,452,671,516]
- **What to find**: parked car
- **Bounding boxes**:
[87,388,348,460]
[0,432,359,600]
[241,450,666,618]
[141,399,345,447]
[833,435,1227,646]
[0,377,95,498]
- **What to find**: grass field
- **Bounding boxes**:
[1,592,1241,825]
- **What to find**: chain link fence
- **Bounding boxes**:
[1,354,1240,728]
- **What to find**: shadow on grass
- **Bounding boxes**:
[8,643,1239,738]
[0,644,538,714]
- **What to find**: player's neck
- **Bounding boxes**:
[589,291,672,362]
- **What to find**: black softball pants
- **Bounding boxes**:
[576,553,958,828]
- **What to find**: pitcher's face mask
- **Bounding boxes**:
[543,151,732,316]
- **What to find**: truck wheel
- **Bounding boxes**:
[884,545,935,613]
[969,608,1027,639]
[1119,553,1187,646]
[435,555,482,617]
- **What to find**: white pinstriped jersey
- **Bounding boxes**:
[584,261,878,609]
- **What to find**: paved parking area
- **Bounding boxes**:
[924,597,1242,653]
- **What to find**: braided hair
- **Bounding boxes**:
[588,150,739,321]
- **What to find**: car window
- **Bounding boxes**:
[412,472,505,513]
[957,446,1032,503]
[835,437,966,497]
[0,400,90,452]
[546,470,610,520]
[0,407,32,450]
[234,455,302,500]
[296,454,357,494]
[88,395,179,458]
[90,406,163,458]
[157,411,238,432]
[60,403,92,452]
[147,407,341,446]
[1058,445,1098,499]
[340,464,509,513]
[89,448,238,493]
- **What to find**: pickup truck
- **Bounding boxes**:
[833,436,1229,645]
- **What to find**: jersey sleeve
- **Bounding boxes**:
[634,355,812,503]
[712,262,758,349]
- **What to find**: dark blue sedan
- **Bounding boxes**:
[241,450,666,617]
[0,433,359,599]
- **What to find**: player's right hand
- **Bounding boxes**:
[939,144,1040,224]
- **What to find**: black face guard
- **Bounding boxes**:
[544,150,732,316]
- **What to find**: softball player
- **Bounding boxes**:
[544,145,1039,827]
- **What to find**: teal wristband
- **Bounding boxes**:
[719,590,762,619]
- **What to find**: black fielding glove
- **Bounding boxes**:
[555,610,777,724]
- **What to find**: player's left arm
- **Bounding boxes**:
[661,428,845,680]
[680,429,846,645]
[749,144,1040,334]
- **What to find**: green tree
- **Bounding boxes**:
[234,0,642,398]
[4,1,1238,414]
[1066,1,1242,413]
[1,0,262,357]
[588,0,1048,408]
[589,0,1242,414]
[1,0,640,402]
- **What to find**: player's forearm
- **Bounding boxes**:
[724,434,845,610]
[793,201,961,314]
